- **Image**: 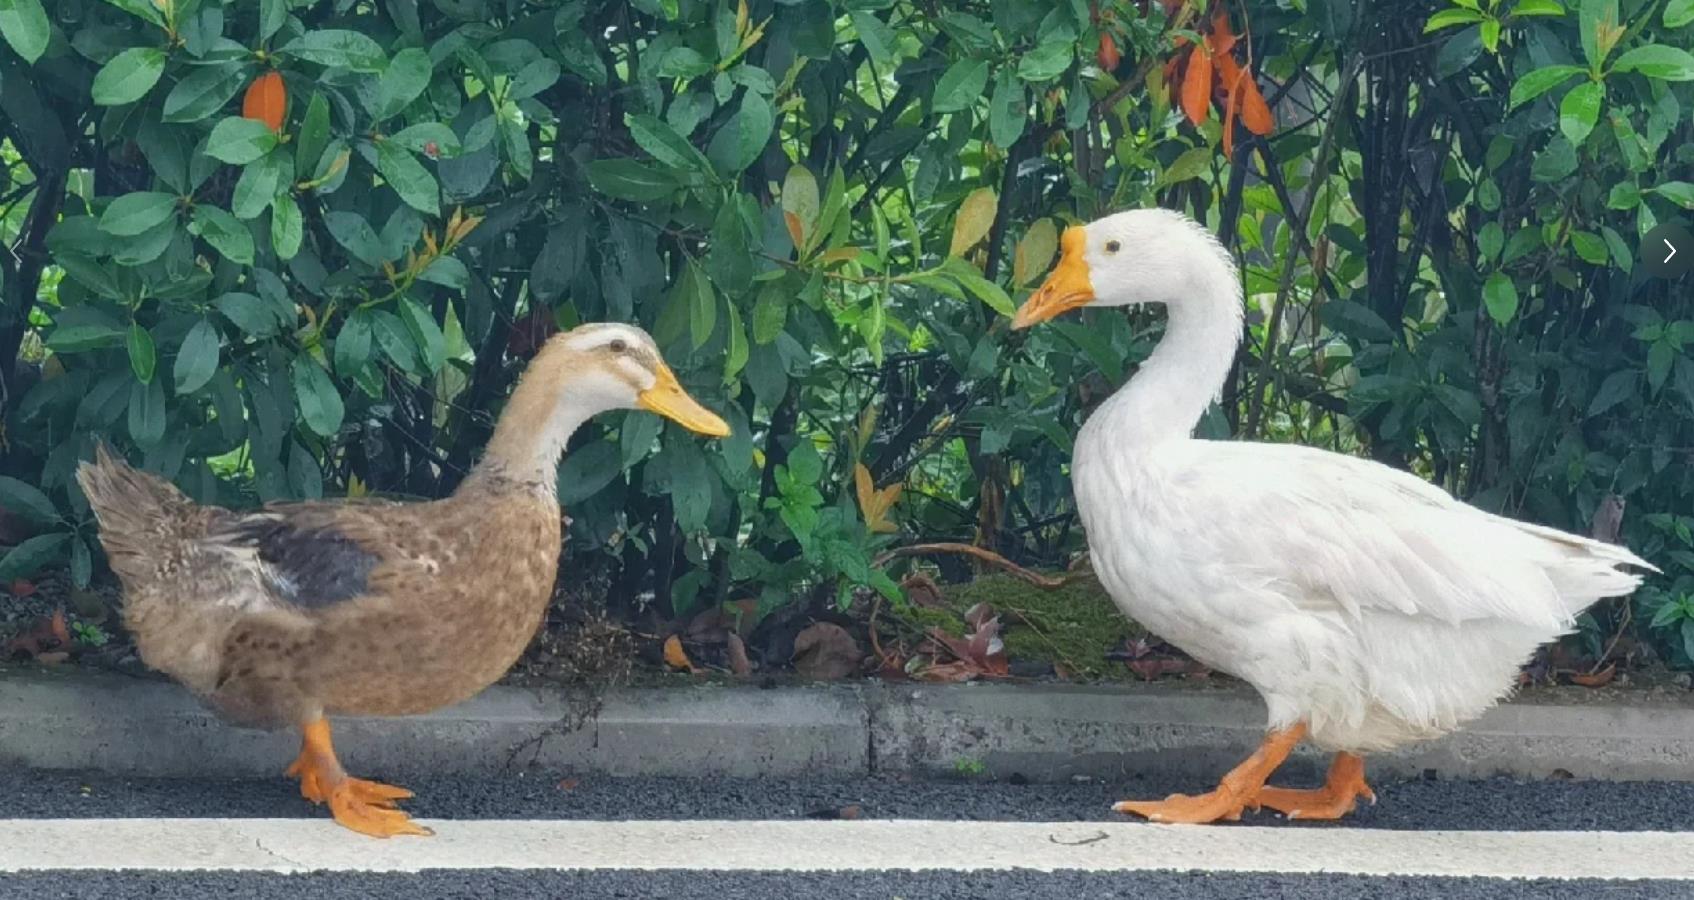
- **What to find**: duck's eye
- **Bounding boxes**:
[1105,240,1121,254]
[608,339,628,353]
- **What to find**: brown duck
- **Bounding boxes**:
[77,323,728,837]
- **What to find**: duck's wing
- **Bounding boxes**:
[1166,441,1651,628]
[204,499,432,611]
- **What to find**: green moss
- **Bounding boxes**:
[897,573,1142,680]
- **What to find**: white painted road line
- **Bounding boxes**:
[2,820,1693,880]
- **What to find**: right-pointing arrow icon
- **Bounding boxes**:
[1643,222,1693,278]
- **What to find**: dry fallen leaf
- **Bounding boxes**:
[899,572,946,609]
[1569,663,1616,688]
[662,635,697,674]
[557,777,581,791]
[726,632,753,677]
[853,464,903,534]
[792,622,862,680]
[8,579,37,598]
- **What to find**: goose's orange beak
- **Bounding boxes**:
[1012,226,1095,329]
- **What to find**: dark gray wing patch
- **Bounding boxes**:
[215,514,379,608]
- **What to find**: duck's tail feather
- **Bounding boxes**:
[1509,519,1658,615]
[75,442,206,585]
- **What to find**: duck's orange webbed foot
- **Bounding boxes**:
[285,718,432,838]
[1257,751,1376,821]
[1113,723,1307,825]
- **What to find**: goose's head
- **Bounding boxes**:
[534,322,730,436]
[1010,208,1234,329]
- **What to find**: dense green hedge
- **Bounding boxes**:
[0,0,1689,662]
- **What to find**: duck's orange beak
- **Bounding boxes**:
[1012,226,1095,329]
[639,362,731,437]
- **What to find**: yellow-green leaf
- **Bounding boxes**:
[1013,218,1058,287]
[949,187,997,258]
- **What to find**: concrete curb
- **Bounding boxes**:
[2,670,1692,782]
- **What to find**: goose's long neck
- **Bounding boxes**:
[463,358,596,496]
[1089,255,1243,447]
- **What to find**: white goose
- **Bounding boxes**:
[1011,208,1655,824]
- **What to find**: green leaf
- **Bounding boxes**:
[940,257,1015,317]
[206,117,280,165]
[324,211,387,267]
[850,10,897,68]
[259,0,286,41]
[99,192,178,237]
[1607,181,1641,209]
[1017,41,1073,82]
[191,205,255,265]
[1653,182,1694,208]
[932,58,989,113]
[1531,136,1578,181]
[398,296,445,374]
[1321,300,1398,343]
[162,63,249,123]
[0,476,59,526]
[419,256,469,290]
[391,123,461,159]
[1435,26,1485,78]
[1478,222,1504,263]
[1668,0,1694,28]
[173,319,221,395]
[1480,18,1501,52]
[706,89,774,174]
[1579,0,1617,70]
[377,141,439,215]
[127,323,156,384]
[684,261,717,349]
[586,158,680,201]
[1513,0,1566,15]
[558,440,621,505]
[280,29,387,72]
[1570,230,1609,264]
[1425,8,1487,30]
[1648,340,1675,393]
[128,375,166,448]
[231,152,283,220]
[626,113,709,172]
[376,47,432,119]
[1558,79,1602,144]
[291,356,344,438]
[988,70,1025,149]
[752,281,787,344]
[1587,369,1636,417]
[1158,146,1212,187]
[271,193,302,259]
[1613,45,1694,81]
[215,292,284,338]
[723,299,748,384]
[334,309,375,377]
[0,0,50,65]
[0,534,70,583]
[295,93,331,178]
[1483,272,1519,325]
[1508,65,1584,108]
[92,47,167,106]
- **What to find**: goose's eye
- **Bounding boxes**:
[609,339,628,353]
[1105,240,1121,254]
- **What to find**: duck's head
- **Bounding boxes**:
[1010,208,1234,329]
[536,322,730,437]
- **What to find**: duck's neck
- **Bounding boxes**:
[1088,256,1243,447]
[462,361,597,496]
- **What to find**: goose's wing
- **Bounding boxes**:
[1166,441,1649,628]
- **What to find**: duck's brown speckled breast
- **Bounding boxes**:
[311,490,563,717]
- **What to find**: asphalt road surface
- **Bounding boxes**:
[4,769,1693,899]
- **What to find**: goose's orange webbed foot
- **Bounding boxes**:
[1113,723,1307,825]
[1257,751,1376,821]
[285,718,432,838]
